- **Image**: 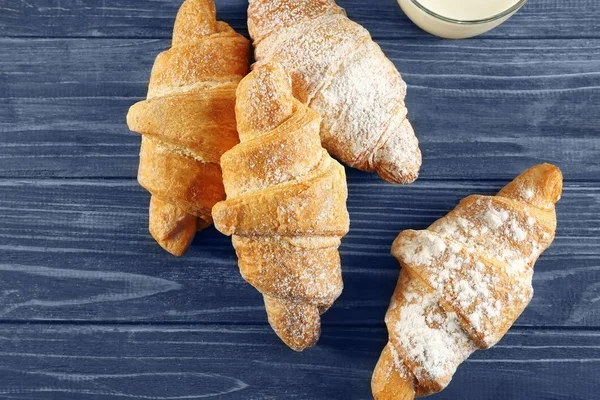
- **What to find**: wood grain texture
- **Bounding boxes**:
[0,324,596,399]
[4,38,600,98]
[1,0,599,39]
[1,38,599,180]
[1,0,599,398]
[0,178,597,327]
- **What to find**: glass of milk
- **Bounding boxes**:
[397,0,527,39]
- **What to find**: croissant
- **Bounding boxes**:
[126,0,249,256]
[212,63,350,351]
[372,164,563,399]
[247,0,421,184]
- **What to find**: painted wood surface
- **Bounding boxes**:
[0,177,598,328]
[0,0,599,399]
[1,0,599,39]
[1,38,599,179]
[0,324,597,399]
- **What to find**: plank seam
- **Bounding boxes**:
[0,177,597,183]
[1,35,599,40]
[0,320,596,331]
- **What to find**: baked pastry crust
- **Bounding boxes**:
[127,0,249,255]
[213,63,350,351]
[373,164,563,399]
[248,0,422,184]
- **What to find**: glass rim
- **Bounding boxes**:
[410,0,528,25]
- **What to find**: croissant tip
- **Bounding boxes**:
[372,343,416,400]
[150,229,190,257]
[172,0,218,45]
[211,202,234,236]
[235,63,295,137]
[148,196,197,256]
[536,161,563,183]
[264,296,321,351]
[271,320,320,352]
[283,335,319,352]
[529,162,562,179]
[126,102,142,131]
[539,163,563,202]
[159,242,186,257]
[373,143,422,185]
[373,160,420,184]
[496,163,563,209]
[381,170,419,185]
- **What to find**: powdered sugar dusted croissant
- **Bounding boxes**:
[126,0,249,256]
[372,164,563,399]
[212,63,350,351]
[248,0,421,184]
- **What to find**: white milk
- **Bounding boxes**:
[416,0,521,21]
[397,0,526,39]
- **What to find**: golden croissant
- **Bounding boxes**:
[372,163,563,399]
[126,0,249,256]
[212,63,350,351]
[247,0,421,184]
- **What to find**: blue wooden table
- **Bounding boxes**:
[1,1,599,399]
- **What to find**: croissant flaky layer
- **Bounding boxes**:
[373,164,563,399]
[248,0,422,184]
[126,0,249,256]
[213,63,349,351]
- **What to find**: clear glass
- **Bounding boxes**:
[398,0,528,39]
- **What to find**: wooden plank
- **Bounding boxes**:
[0,324,596,399]
[0,0,598,39]
[1,38,599,180]
[4,38,600,98]
[0,178,597,327]
[1,1,596,396]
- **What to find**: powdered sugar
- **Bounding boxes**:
[389,278,476,388]
[508,220,527,242]
[249,0,421,183]
[522,187,535,200]
[395,295,460,379]
[213,63,349,351]
[384,165,561,396]
[248,0,344,44]
[482,207,509,229]
[398,231,446,266]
